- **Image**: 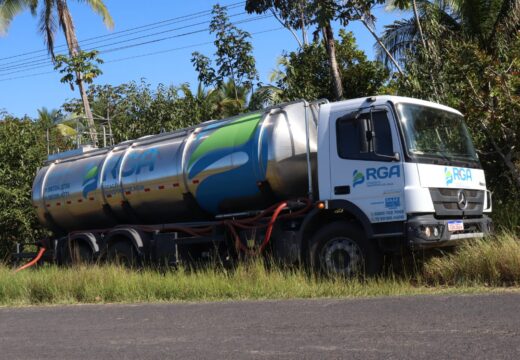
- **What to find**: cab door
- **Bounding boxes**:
[329,105,406,224]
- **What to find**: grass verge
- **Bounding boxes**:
[423,232,520,286]
[1,232,520,306]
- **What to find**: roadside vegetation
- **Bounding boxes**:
[1,229,519,307]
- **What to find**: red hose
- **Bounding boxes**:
[230,201,288,256]
[14,247,46,273]
[17,199,309,265]
[259,202,287,253]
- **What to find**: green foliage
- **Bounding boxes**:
[54,50,104,91]
[0,114,48,261]
[62,80,251,143]
[276,30,389,101]
[245,0,385,29]
[191,4,258,95]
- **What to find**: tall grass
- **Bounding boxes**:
[0,260,489,307]
[422,232,520,286]
[2,232,520,306]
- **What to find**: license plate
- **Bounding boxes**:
[448,220,464,232]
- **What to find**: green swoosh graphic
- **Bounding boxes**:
[84,166,99,180]
[189,113,262,167]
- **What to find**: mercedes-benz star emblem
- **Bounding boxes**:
[457,190,468,210]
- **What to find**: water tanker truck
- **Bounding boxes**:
[22,96,492,275]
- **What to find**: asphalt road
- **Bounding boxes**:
[1,293,520,359]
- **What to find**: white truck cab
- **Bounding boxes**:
[317,96,492,250]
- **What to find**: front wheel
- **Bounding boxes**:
[309,222,382,277]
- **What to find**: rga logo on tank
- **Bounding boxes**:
[81,149,159,199]
[445,167,472,186]
[352,165,400,188]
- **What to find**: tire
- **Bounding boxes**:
[107,240,140,268]
[61,240,94,266]
[309,221,382,277]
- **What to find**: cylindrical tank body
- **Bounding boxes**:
[32,101,318,232]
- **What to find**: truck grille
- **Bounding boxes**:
[429,188,485,217]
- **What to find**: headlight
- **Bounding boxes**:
[417,224,443,240]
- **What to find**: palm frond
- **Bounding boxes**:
[0,0,32,35]
[376,17,418,68]
[81,0,113,29]
[376,0,462,70]
[249,85,285,110]
[39,0,57,58]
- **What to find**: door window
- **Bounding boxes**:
[336,110,394,160]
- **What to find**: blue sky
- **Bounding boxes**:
[0,1,405,118]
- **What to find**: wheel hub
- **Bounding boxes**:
[321,237,362,276]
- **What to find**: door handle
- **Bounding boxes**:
[334,185,350,195]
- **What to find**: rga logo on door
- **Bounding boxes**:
[352,165,400,188]
[352,170,365,187]
[445,167,472,186]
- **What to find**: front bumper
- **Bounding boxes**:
[407,214,493,250]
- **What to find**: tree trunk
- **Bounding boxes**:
[359,16,404,76]
[299,1,308,46]
[412,0,427,50]
[410,0,442,101]
[57,0,97,146]
[270,8,303,48]
[322,23,343,101]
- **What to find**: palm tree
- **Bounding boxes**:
[216,79,248,118]
[0,0,113,145]
[378,0,520,68]
[248,85,286,110]
[180,82,221,122]
[37,107,78,153]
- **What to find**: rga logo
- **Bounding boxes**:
[352,170,365,187]
[353,165,400,187]
[82,164,99,198]
[445,167,472,186]
[81,148,160,199]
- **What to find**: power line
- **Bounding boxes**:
[0,27,283,83]
[0,10,254,71]
[0,0,246,63]
[104,28,281,65]
[0,14,271,74]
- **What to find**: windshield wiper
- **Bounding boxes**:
[412,148,451,164]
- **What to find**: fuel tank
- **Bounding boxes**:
[32,101,318,232]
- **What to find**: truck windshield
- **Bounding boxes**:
[396,103,480,167]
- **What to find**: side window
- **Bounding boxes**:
[336,116,367,158]
[336,110,394,160]
[372,111,393,157]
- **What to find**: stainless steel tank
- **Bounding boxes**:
[32,101,318,232]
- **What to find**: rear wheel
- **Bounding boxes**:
[70,241,94,265]
[310,222,382,277]
[107,240,140,268]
